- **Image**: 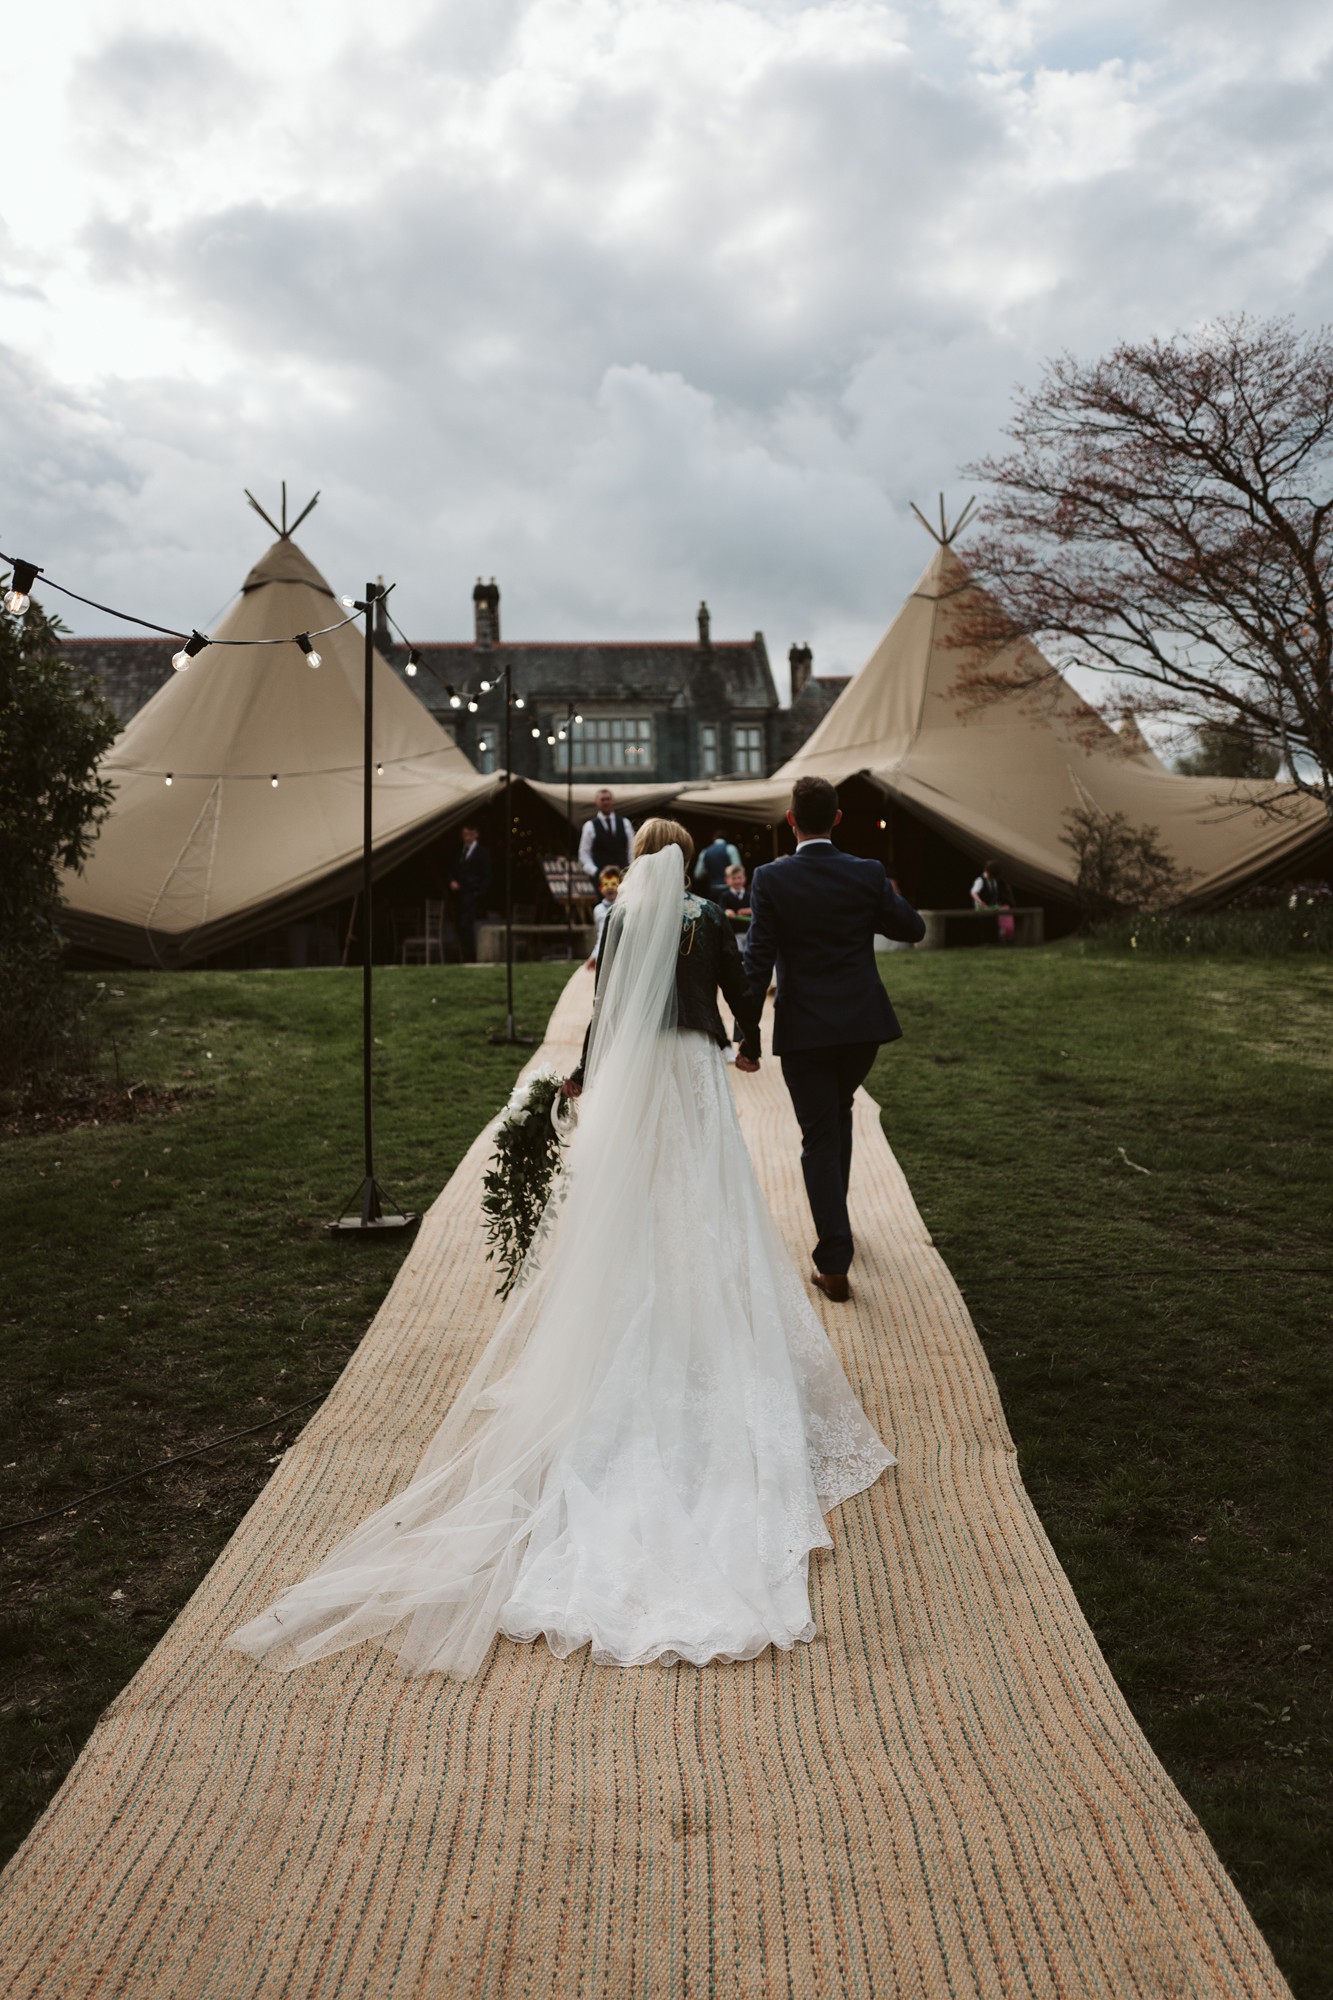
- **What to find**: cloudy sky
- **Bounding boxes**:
[4,0,1333,693]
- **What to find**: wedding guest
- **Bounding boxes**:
[450,823,492,962]
[694,828,741,896]
[970,860,1004,910]
[578,788,634,882]
[712,862,751,926]
[588,867,622,965]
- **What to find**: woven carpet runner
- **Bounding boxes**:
[0,974,1289,1998]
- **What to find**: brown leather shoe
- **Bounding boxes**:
[811,1271,851,1303]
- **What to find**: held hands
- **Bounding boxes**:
[733,1054,760,1073]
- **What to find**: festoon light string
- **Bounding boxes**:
[0,549,462,789]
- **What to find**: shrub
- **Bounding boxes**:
[0,588,118,1085]
[1060,807,1190,926]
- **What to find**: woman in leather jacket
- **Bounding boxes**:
[565,820,762,1091]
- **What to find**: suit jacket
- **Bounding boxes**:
[743,843,925,1056]
[454,840,493,908]
[710,884,751,917]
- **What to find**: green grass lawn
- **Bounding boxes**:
[871,946,1332,1999]
[2,951,1330,1995]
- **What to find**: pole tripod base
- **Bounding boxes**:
[328,1175,419,1236]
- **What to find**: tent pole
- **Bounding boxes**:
[329,580,417,1235]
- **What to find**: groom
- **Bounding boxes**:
[742,776,925,1302]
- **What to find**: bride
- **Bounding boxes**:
[229,820,893,1680]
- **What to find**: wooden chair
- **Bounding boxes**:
[401,898,447,965]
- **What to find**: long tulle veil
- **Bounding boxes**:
[230,848,697,1678]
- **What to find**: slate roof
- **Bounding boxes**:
[386,638,777,713]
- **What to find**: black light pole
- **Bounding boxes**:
[330,581,417,1235]
[504,662,516,1040]
[556,703,584,960]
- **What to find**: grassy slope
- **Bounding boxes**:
[871,947,1332,1999]
[2,952,1329,1993]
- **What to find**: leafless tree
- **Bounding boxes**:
[960,315,1333,819]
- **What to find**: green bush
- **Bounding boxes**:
[0,588,118,1084]
[1083,889,1333,955]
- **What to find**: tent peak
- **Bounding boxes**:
[244,481,320,541]
[909,493,977,548]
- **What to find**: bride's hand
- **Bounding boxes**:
[561,1079,583,1097]
[734,1054,760,1073]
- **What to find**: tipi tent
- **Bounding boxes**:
[60,535,498,966]
[677,543,1328,905]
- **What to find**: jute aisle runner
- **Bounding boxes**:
[0,975,1289,1999]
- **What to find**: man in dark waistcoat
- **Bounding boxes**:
[578,788,635,882]
[743,776,924,1301]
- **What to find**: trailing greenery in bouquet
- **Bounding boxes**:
[481,1065,575,1297]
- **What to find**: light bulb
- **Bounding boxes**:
[164,773,173,786]
[339,594,357,610]
[171,629,209,672]
[514,696,525,710]
[479,678,492,693]
[467,699,478,713]
[531,726,541,739]
[406,648,421,677]
[557,729,566,741]
[450,694,462,710]
[547,734,556,746]
[479,741,490,754]
[3,559,39,615]
[296,633,321,668]
[376,762,384,775]
[574,713,584,725]
[270,774,279,788]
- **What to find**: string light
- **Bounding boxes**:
[339,595,358,610]
[171,629,209,672]
[296,633,322,669]
[557,729,567,741]
[270,774,279,788]
[164,773,173,786]
[3,557,39,617]
[376,761,384,775]
[450,693,462,710]
[546,733,556,745]
[467,699,479,713]
[406,648,422,677]
[514,696,525,710]
[478,740,490,755]
[531,726,541,739]
[479,678,492,693]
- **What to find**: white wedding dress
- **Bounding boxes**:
[229,848,893,1680]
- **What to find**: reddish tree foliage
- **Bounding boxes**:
[960,315,1333,818]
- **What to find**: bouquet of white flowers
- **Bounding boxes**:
[480,1065,574,1296]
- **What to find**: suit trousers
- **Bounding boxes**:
[779,1041,879,1274]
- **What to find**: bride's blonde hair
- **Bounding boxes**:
[632,818,695,870]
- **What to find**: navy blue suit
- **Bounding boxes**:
[743,842,924,1275]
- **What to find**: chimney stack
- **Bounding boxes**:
[697,599,711,649]
[473,576,500,648]
[789,642,813,701]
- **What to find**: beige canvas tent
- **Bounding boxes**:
[677,543,1328,904]
[60,536,498,966]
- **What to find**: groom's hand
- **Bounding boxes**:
[734,1054,760,1073]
